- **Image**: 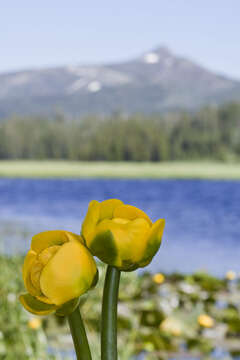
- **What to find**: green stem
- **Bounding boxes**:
[68,306,92,360]
[101,265,121,360]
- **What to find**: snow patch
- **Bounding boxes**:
[66,78,87,94]
[87,81,102,92]
[143,52,159,64]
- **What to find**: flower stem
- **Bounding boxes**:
[101,265,121,360]
[68,306,92,360]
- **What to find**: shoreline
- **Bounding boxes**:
[0,160,240,180]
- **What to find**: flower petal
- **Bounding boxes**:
[19,293,57,315]
[23,250,37,289]
[91,217,150,270]
[81,200,101,246]
[65,232,84,244]
[23,250,42,296]
[88,229,120,267]
[139,219,165,267]
[36,295,56,304]
[40,241,97,305]
[38,245,61,266]
[113,204,152,225]
[81,199,124,246]
[31,230,70,254]
[99,199,124,220]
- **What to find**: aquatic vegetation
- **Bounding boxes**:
[0,255,54,359]
[1,253,240,359]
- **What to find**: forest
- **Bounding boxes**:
[0,102,240,161]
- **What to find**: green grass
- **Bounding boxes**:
[0,160,240,179]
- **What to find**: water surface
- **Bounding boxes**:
[0,178,239,276]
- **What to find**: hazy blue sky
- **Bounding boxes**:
[1,1,240,78]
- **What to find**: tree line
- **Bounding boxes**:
[1,102,240,161]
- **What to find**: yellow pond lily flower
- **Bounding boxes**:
[81,199,165,271]
[225,270,236,281]
[28,317,42,330]
[198,314,214,328]
[160,317,182,336]
[152,273,165,284]
[20,230,98,316]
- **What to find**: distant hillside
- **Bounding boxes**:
[1,46,240,118]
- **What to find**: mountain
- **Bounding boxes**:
[1,46,240,118]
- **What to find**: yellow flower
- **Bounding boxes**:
[152,273,165,284]
[197,314,214,328]
[81,199,165,271]
[20,230,98,316]
[160,318,182,336]
[225,270,236,281]
[143,342,154,352]
[28,317,42,330]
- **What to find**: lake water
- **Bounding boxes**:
[0,178,240,276]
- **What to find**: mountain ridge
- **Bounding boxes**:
[0,46,240,118]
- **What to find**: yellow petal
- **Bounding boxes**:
[36,295,56,304]
[19,293,57,315]
[40,241,97,305]
[81,200,101,246]
[198,314,214,328]
[139,219,165,268]
[99,199,124,220]
[152,273,165,284]
[23,250,42,296]
[92,217,150,270]
[81,199,124,246]
[30,260,43,293]
[28,317,42,329]
[65,232,84,244]
[38,245,61,266]
[112,218,130,225]
[23,250,37,289]
[31,230,70,254]
[113,204,152,225]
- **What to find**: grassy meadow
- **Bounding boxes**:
[1,160,240,179]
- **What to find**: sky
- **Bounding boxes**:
[1,1,240,78]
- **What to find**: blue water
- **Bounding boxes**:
[0,178,240,276]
